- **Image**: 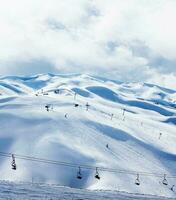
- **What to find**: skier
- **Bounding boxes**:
[45,105,49,112]
[86,102,90,111]
[159,132,162,140]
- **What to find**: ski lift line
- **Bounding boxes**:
[6,100,169,135]
[89,105,144,130]
[0,152,175,179]
[87,104,164,134]
[13,92,171,133]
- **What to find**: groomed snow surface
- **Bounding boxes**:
[0,181,175,200]
[0,74,175,199]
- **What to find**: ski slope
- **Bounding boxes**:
[0,181,175,200]
[0,74,175,198]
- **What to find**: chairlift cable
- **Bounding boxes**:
[0,151,175,179]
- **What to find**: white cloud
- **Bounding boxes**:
[148,71,176,90]
[0,0,175,88]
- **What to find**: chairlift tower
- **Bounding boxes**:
[74,92,77,100]
[111,114,114,120]
[122,108,126,116]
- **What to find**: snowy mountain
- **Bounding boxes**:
[0,74,175,198]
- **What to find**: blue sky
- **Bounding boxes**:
[0,0,176,89]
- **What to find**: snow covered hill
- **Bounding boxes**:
[0,180,175,200]
[0,74,175,198]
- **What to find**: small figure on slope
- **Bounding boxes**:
[159,132,162,140]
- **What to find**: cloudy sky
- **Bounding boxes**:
[0,0,176,88]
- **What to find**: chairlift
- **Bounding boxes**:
[171,185,175,191]
[77,167,82,179]
[95,168,100,180]
[11,154,17,170]
[135,174,140,186]
[162,174,168,186]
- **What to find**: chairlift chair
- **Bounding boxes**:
[77,167,82,179]
[135,174,140,186]
[95,168,100,180]
[171,185,175,191]
[11,154,17,170]
[12,162,17,170]
[162,174,168,186]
